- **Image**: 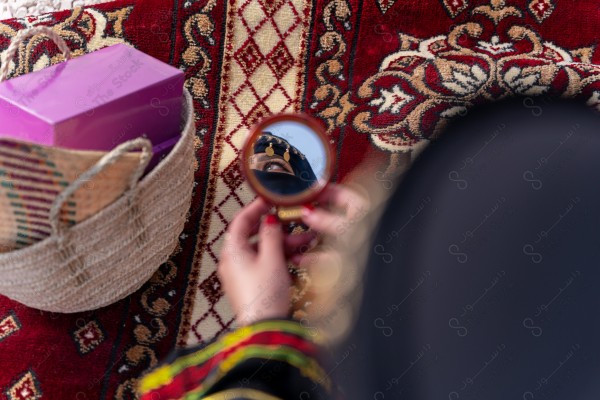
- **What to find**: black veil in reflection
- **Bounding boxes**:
[251,132,318,195]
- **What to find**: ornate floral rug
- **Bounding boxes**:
[0,0,598,398]
[0,0,112,20]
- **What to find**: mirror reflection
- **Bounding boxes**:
[249,120,327,197]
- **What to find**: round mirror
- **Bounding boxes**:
[241,113,333,207]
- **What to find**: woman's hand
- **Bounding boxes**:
[301,183,369,235]
[294,183,374,342]
[218,198,316,326]
[287,184,369,266]
[218,184,369,326]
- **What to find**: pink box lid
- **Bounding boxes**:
[0,44,184,151]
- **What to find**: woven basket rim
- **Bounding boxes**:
[0,88,194,261]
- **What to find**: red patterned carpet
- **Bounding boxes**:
[0,0,598,398]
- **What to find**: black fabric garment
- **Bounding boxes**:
[336,98,600,400]
[253,169,316,195]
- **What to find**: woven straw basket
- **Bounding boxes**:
[0,28,195,312]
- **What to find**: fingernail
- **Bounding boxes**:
[302,204,315,216]
[265,214,279,225]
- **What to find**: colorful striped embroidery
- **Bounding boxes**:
[139,320,329,398]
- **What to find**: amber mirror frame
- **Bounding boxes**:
[241,113,334,207]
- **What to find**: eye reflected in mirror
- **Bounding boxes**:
[242,114,333,208]
[249,119,328,197]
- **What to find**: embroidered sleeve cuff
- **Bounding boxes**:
[138,319,330,399]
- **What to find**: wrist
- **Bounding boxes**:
[238,309,290,326]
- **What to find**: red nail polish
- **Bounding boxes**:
[265,214,279,225]
[302,204,315,212]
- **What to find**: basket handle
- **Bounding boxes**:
[49,138,153,239]
[0,26,71,82]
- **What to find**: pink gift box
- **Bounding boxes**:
[0,44,184,167]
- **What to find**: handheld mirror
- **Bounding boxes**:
[241,113,334,221]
